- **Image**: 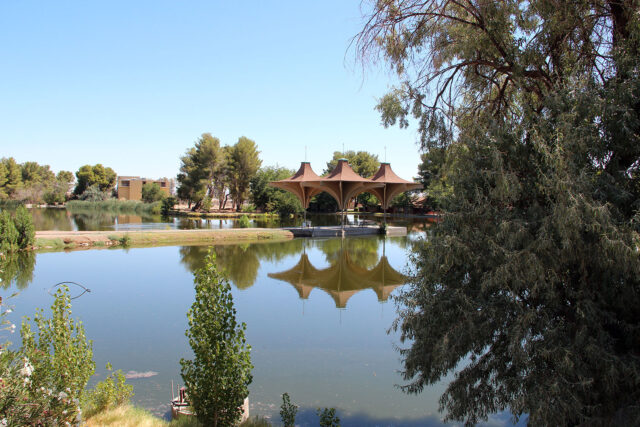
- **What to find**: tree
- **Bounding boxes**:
[177,135,229,211]
[194,133,225,198]
[180,251,253,426]
[227,137,262,211]
[0,162,8,199]
[358,0,640,424]
[73,164,116,196]
[250,166,302,215]
[1,158,22,198]
[20,286,95,424]
[416,148,449,210]
[141,182,165,203]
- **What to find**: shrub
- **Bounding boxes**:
[243,204,256,213]
[141,182,166,203]
[0,211,19,252]
[13,205,35,249]
[82,362,134,418]
[79,184,108,201]
[118,235,131,247]
[180,251,253,427]
[43,190,65,205]
[201,196,212,212]
[317,408,340,427]
[162,196,177,215]
[280,392,298,427]
[19,286,95,424]
[237,214,251,228]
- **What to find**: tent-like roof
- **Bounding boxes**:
[269,162,324,209]
[268,250,406,308]
[368,163,423,209]
[310,159,384,210]
[270,160,421,211]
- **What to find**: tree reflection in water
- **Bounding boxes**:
[179,237,407,306]
[0,251,36,289]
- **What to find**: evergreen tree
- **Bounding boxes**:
[357,0,640,424]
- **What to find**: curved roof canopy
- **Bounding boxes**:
[269,159,420,210]
[268,162,324,209]
[368,163,424,209]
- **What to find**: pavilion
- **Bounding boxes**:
[269,159,422,225]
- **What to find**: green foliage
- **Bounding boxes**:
[0,211,19,252]
[180,251,253,427]
[13,205,35,249]
[359,0,640,424]
[201,195,212,212]
[325,151,379,178]
[118,234,131,247]
[67,199,160,215]
[228,137,262,211]
[0,206,34,252]
[1,157,23,198]
[178,134,228,211]
[279,392,297,427]
[417,148,449,210]
[43,190,65,205]
[79,184,109,201]
[141,182,166,203]
[162,196,177,215]
[82,363,134,418]
[19,286,95,424]
[74,164,117,196]
[317,407,340,427]
[237,214,251,228]
[0,250,35,289]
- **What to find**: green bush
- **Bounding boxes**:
[180,251,253,427]
[201,196,212,212]
[0,206,34,252]
[14,205,35,249]
[43,190,65,205]
[141,182,166,203]
[82,363,134,418]
[66,199,159,215]
[237,214,251,228]
[118,235,131,247]
[280,392,298,427]
[18,286,95,424]
[243,204,256,213]
[0,211,19,252]
[317,407,340,427]
[162,196,177,215]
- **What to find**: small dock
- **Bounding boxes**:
[283,225,407,237]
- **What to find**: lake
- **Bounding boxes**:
[2,210,518,426]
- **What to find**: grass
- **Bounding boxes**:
[84,405,272,426]
[34,229,294,252]
[66,199,162,215]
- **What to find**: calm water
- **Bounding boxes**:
[29,207,434,233]
[3,211,518,426]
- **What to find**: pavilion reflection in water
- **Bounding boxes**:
[268,243,406,308]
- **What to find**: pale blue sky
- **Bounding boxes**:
[0,1,420,180]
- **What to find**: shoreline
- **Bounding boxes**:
[35,228,294,251]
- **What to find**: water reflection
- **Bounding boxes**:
[178,237,408,308]
[0,251,36,289]
[269,243,405,308]
[30,207,434,233]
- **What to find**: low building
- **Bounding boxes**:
[117,176,170,201]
